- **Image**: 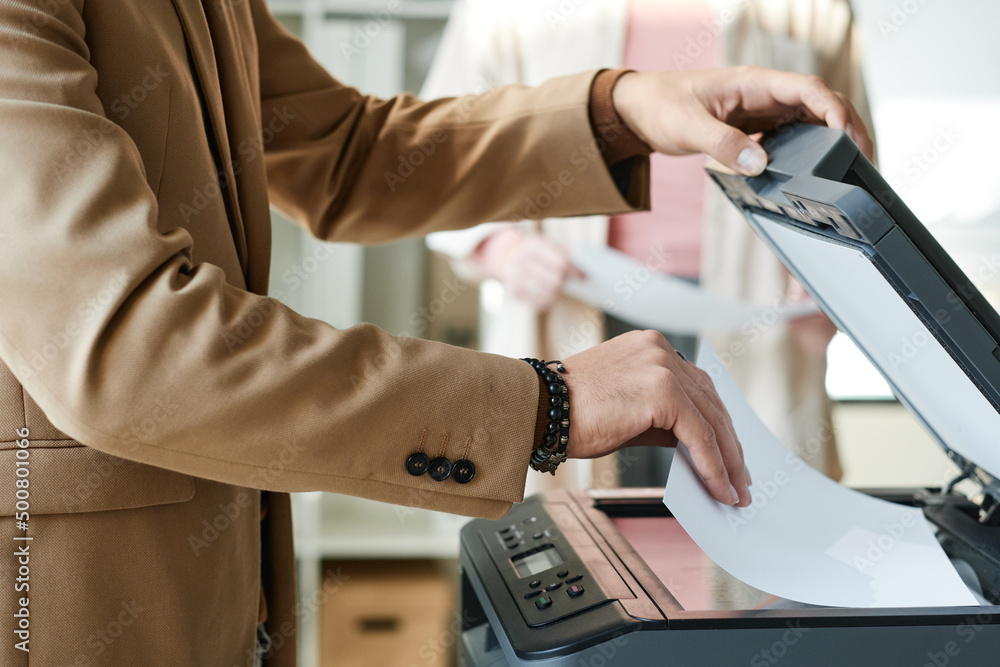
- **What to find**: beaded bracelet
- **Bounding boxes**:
[521,358,570,475]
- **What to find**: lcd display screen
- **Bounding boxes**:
[511,545,563,578]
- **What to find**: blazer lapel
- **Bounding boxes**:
[169,0,249,273]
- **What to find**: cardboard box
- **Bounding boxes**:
[320,560,457,667]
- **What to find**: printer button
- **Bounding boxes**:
[566,575,583,584]
[545,582,562,592]
[524,590,541,600]
[567,585,585,599]
[535,596,553,610]
[556,570,569,578]
[528,580,541,589]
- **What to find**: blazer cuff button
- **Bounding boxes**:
[406,452,430,476]
[428,457,453,482]
[452,459,476,484]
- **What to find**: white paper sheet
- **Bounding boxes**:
[564,244,817,334]
[663,340,980,608]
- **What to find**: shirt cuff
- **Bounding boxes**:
[589,69,654,167]
[533,374,548,453]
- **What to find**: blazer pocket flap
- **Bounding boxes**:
[0,445,195,516]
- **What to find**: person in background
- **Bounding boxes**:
[427,0,873,489]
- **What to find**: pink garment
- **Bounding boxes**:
[608,0,722,278]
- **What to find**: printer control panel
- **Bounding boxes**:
[479,503,628,628]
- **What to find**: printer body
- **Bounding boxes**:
[459,487,998,666]
[457,125,1000,666]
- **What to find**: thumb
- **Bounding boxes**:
[695,116,768,176]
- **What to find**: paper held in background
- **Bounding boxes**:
[564,244,817,335]
[662,339,980,608]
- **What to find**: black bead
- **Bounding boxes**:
[546,421,559,433]
[406,452,430,477]
[543,433,557,447]
[543,372,557,384]
[548,408,562,420]
[428,457,453,482]
[547,383,560,395]
[452,459,476,484]
[549,395,561,407]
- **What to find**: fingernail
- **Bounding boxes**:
[737,147,767,176]
[745,468,753,487]
[728,483,739,505]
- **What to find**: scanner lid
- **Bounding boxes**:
[708,124,1000,511]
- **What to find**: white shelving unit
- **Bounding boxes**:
[263,3,458,666]
[291,493,468,667]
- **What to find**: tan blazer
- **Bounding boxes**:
[0,1,647,664]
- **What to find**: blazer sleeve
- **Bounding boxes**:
[250,0,648,244]
[0,0,645,520]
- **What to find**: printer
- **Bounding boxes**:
[457,124,1000,666]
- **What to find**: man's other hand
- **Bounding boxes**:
[612,67,875,176]
[562,331,752,507]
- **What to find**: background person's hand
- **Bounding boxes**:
[476,227,584,312]
[561,330,752,507]
[612,67,875,176]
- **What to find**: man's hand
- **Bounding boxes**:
[612,67,875,175]
[562,331,752,507]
